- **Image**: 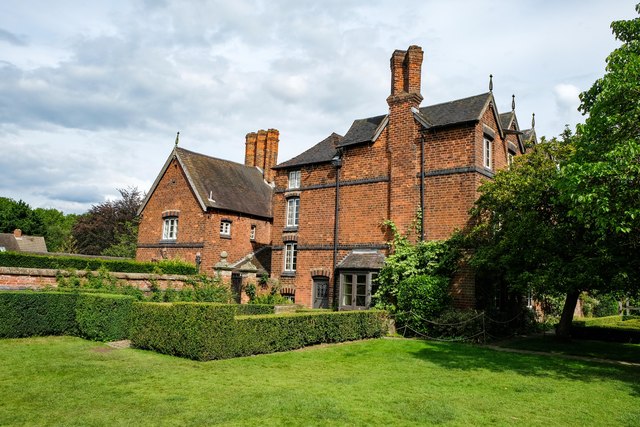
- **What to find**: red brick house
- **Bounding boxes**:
[137,45,534,309]
[136,129,279,294]
[270,46,532,309]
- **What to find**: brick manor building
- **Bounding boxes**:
[136,45,535,309]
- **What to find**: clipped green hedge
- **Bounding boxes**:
[573,315,640,328]
[0,292,78,338]
[571,315,640,343]
[130,302,237,359]
[75,293,135,341]
[130,302,388,360]
[235,304,274,315]
[233,311,388,358]
[0,291,135,341]
[0,251,197,275]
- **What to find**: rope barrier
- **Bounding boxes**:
[387,309,530,344]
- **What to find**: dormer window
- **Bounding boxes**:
[288,170,301,189]
[220,220,232,237]
[162,217,178,240]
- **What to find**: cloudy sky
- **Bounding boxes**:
[1,1,637,213]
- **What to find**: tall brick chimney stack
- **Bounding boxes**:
[386,45,424,240]
[244,129,279,183]
[245,132,257,167]
[388,45,423,107]
[263,129,279,183]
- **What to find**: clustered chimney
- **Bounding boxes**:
[245,129,279,183]
[388,45,424,108]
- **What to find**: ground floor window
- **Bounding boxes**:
[339,271,378,310]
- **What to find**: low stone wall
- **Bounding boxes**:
[0,266,191,292]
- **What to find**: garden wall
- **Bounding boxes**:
[0,266,191,292]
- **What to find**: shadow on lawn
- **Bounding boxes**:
[410,341,640,397]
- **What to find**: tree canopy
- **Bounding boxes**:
[466,5,640,338]
[71,187,143,257]
[559,4,640,281]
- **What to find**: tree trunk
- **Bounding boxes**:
[555,290,580,341]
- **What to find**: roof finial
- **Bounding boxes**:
[174,131,180,147]
[512,94,515,112]
[531,113,536,129]
[489,74,493,92]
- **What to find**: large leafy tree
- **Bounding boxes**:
[466,136,608,338]
[33,208,78,253]
[468,5,640,338]
[0,198,77,252]
[563,4,640,241]
[72,187,143,257]
[559,6,640,306]
[0,197,45,236]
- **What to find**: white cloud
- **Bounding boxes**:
[554,83,582,111]
[0,0,638,213]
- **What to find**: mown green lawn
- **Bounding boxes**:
[496,334,640,364]
[0,336,638,426]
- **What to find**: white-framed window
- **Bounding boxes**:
[288,170,301,189]
[220,220,232,237]
[340,271,379,310]
[250,224,256,240]
[284,243,297,272]
[286,197,300,227]
[483,138,492,169]
[162,217,178,240]
[526,289,534,309]
[507,152,514,167]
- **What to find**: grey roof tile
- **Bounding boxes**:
[418,93,492,128]
[0,233,47,252]
[499,112,514,129]
[336,250,386,270]
[176,147,273,218]
[273,133,343,169]
[336,115,387,148]
[277,93,498,169]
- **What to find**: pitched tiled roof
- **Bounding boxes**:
[336,250,386,270]
[336,115,387,148]
[273,133,343,169]
[277,92,499,168]
[139,147,273,219]
[499,111,514,130]
[418,93,493,128]
[0,233,47,252]
[229,245,272,275]
[521,128,537,144]
[176,147,273,218]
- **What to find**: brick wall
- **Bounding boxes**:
[136,157,272,273]
[0,267,192,292]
